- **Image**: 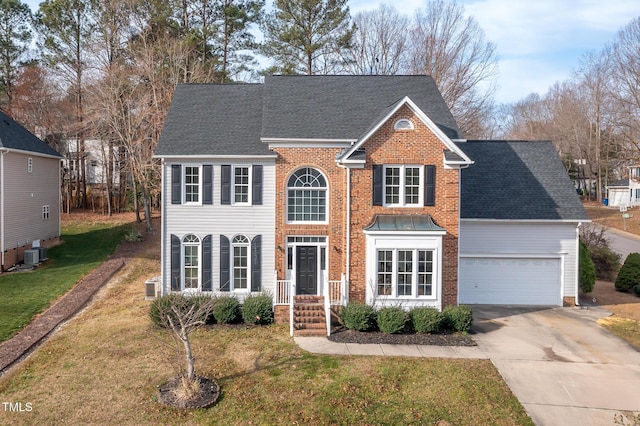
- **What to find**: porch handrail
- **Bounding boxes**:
[289,279,296,337]
[324,277,331,336]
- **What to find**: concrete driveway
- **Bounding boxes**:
[473,306,640,426]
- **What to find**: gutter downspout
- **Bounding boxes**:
[160,158,166,295]
[1,148,5,270]
[575,222,582,306]
[345,166,351,287]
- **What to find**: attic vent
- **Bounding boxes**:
[394,119,414,131]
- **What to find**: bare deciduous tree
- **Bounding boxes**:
[408,0,498,138]
[343,4,408,76]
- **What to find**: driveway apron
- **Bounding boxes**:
[472,306,640,426]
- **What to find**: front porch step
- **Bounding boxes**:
[292,295,327,336]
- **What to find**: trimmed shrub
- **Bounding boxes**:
[242,293,273,325]
[410,307,444,333]
[633,284,640,297]
[213,296,241,324]
[615,253,640,292]
[579,240,596,294]
[149,293,215,328]
[340,302,376,332]
[376,307,409,334]
[443,305,473,333]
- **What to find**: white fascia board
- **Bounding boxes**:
[261,138,354,149]
[339,96,473,165]
[153,154,277,160]
[4,147,63,160]
[460,218,592,224]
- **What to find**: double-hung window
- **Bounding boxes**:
[233,166,251,205]
[184,166,200,204]
[376,248,434,298]
[384,165,422,206]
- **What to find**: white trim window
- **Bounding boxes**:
[376,249,434,298]
[287,167,328,223]
[394,118,414,130]
[233,165,251,205]
[28,157,33,173]
[183,234,200,290]
[384,165,422,207]
[184,166,201,204]
[232,235,250,290]
[42,205,50,219]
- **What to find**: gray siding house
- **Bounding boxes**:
[0,111,63,270]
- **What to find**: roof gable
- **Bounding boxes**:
[339,96,471,165]
[457,140,588,221]
[0,111,62,158]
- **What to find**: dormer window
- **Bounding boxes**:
[394,119,414,131]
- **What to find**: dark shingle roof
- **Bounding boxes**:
[155,84,272,156]
[608,178,629,187]
[0,111,62,158]
[457,140,588,220]
[262,75,461,140]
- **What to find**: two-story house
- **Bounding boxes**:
[0,111,63,270]
[155,76,588,334]
[606,164,640,208]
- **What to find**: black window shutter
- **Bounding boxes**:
[251,235,262,292]
[221,165,231,205]
[252,165,263,205]
[202,235,212,291]
[203,165,213,205]
[425,165,435,206]
[220,235,230,291]
[171,165,181,204]
[373,165,383,206]
[170,234,181,291]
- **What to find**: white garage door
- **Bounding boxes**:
[459,257,561,305]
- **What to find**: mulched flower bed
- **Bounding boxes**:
[328,328,476,346]
[158,376,220,410]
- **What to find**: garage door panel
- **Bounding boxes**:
[459,257,561,305]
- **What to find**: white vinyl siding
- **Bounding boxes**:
[459,221,579,306]
[161,159,276,299]
[2,152,61,250]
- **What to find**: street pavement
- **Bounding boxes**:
[599,224,640,259]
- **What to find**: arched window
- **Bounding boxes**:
[183,234,200,289]
[232,235,250,290]
[394,118,414,131]
[287,167,328,222]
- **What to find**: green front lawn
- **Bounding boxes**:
[0,219,129,342]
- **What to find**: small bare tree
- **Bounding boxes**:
[153,293,216,402]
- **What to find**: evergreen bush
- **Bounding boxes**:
[242,293,274,325]
[376,307,409,334]
[213,296,241,324]
[410,307,444,333]
[616,253,640,292]
[340,302,376,331]
[443,305,473,333]
[633,284,640,297]
[579,240,596,294]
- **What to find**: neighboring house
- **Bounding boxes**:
[155,76,588,333]
[606,165,640,207]
[63,139,122,187]
[0,111,63,270]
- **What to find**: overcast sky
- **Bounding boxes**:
[24,0,640,104]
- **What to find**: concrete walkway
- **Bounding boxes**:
[295,305,640,426]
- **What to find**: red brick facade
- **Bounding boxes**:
[272,104,460,307]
